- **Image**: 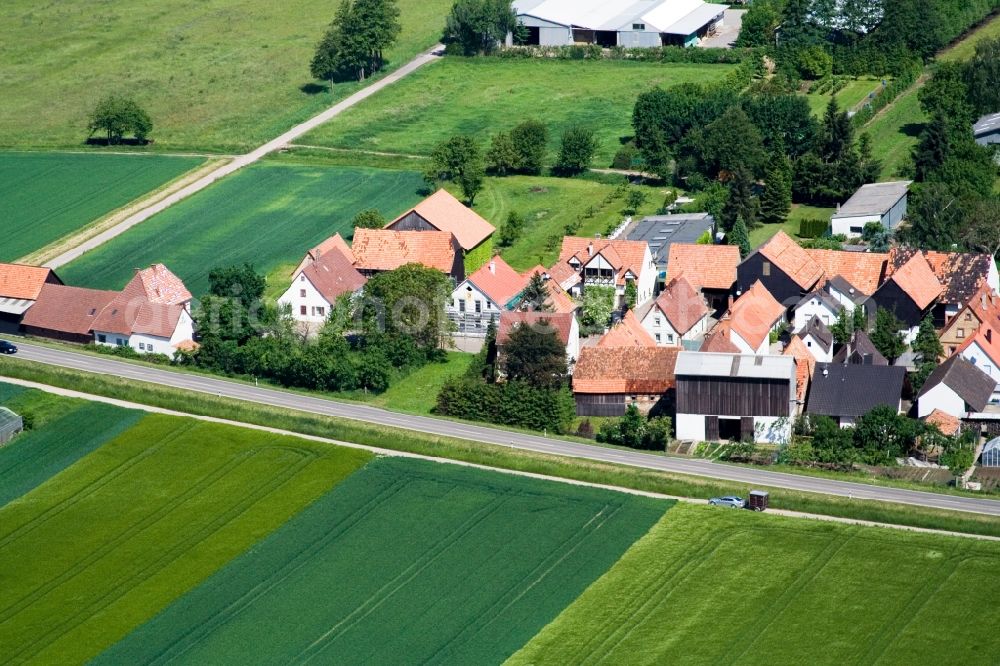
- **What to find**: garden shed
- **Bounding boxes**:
[0,407,23,444]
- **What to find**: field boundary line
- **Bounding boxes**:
[39,45,444,270]
[16,159,227,266]
[3,376,999,542]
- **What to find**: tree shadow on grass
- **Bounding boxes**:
[300,82,329,95]
[84,137,153,147]
[901,122,926,138]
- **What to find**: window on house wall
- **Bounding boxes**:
[459,300,466,313]
[632,23,645,30]
[300,289,306,298]
[762,262,771,276]
[117,338,126,346]
[314,306,325,317]
[475,301,482,313]
[655,333,661,342]
[654,317,661,326]
[300,275,305,282]
[957,328,965,338]
[138,342,145,350]
[966,313,973,321]
[668,334,674,343]
[97,334,106,343]
[300,306,307,315]
[850,226,863,234]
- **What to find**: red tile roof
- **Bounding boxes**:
[727,280,785,350]
[522,266,578,314]
[127,264,191,305]
[558,237,650,287]
[390,189,495,251]
[924,409,960,436]
[807,249,888,296]
[0,263,61,300]
[547,261,581,290]
[783,335,816,403]
[294,233,355,275]
[653,275,710,336]
[573,347,679,394]
[351,229,457,273]
[597,310,656,348]
[887,248,996,306]
[700,319,740,353]
[887,252,942,310]
[21,284,118,335]
[757,231,824,290]
[302,247,367,303]
[497,311,575,346]
[466,256,527,306]
[665,243,740,291]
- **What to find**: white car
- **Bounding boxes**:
[708,496,745,509]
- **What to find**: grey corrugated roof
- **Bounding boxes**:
[0,407,20,427]
[622,213,714,265]
[917,355,996,412]
[832,181,911,219]
[662,2,726,35]
[974,112,1000,136]
[676,351,795,380]
[807,363,905,417]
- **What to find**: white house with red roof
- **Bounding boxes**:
[448,256,528,335]
[555,236,656,308]
[92,264,195,355]
[639,275,712,347]
[702,281,785,355]
[957,326,1000,405]
[280,235,367,332]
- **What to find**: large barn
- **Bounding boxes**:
[511,0,728,48]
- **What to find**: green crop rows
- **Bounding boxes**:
[96,457,669,664]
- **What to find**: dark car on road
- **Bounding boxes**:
[0,341,17,355]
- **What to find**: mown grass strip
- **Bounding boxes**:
[2,359,998,537]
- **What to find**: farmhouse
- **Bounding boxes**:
[957,326,1000,405]
[639,274,712,348]
[620,213,715,274]
[885,247,1000,322]
[92,264,195,356]
[448,256,528,335]
[738,231,824,306]
[940,287,1000,357]
[555,236,656,308]
[21,284,119,344]
[806,363,906,427]
[497,310,580,372]
[665,243,740,314]
[796,315,834,363]
[279,240,366,331]
[350,229,465,281]
[0,263,62,328]
[572,346,678,417]
[384,189,495,270]
[868,251,941,341]
[675,352,797,443]
[792,288,843,331]
[512,0,728,48]
[703,280,784,355]
[973,112,1000,148]
[916,355,995,419]
[830,181,911,238]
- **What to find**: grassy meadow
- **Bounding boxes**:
[299,58,736,165]
[0,412,371,663]
[59,162,425,296]
[511,503,1000,665]
[370,352,474,414]
[0,0,452,151]
[748,204,836,248]
[96,457,669,664]
[0,152,203,262]
[805,78,883,116]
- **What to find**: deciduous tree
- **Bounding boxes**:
[351,208,386,229]
[870,307,906,364]
[426,135,485,204]
[555,126,598,175]
[442,0,516,55]
[87,95,152,144]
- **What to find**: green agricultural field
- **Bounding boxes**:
[0,414,371,663]
[300,58,736,165]
[470,175,667,271]
[59,163,425,296]
[0,152,203,262]
[97,457,669,665]
[0,387,143,507]
[0,0,452,151]
[511,503,1000,665]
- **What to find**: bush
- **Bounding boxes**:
[798,217,830,238]
[611,145,638,170]
[435,377,576,434]
[494,45,758,64]
[596,405,672,450]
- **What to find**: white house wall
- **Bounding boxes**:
[831,214,879,238]
[676,413,706,441]
[793,298,839,331]
[989,259,1000,293]
[960,341,1000,404]
[917,384,966,418]
[800,333,833,363]
[641,306,681,346]
[278,273,333,326]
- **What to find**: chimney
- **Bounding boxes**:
[836,203,841,213]
[988,329,993,343]
[587,242,594,257]
[489,259,495,274]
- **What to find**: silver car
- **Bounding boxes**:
[708,495,745,509]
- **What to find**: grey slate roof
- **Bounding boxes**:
[807,363,906,418]
[621,213,715,269]
[974,112,1000,136]
[797,315,833,351]
[917,355,996,412]
[795,289,842,315]
[832,330,888,366]
[826,275,869,305]
[832,181,911,219]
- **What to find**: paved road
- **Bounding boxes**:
[5,342,1000,517]
[44,45,444,270]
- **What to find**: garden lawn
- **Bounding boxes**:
[0,152,203,262]
[0,414,371,664]
[510,503,1000,666]
[748,204,835,248]
[96,457,669,665]
[863,83,927,179]
[0,0,453,151]
[370,352,474,414]
[470,175,667,271]
[59,163,425,296]
[0,386,143,507]
[300,58,735,165]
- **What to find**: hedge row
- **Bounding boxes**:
[851,60,923,128]
[494,44,760,64]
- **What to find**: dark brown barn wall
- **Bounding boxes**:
[676,376,791,417]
